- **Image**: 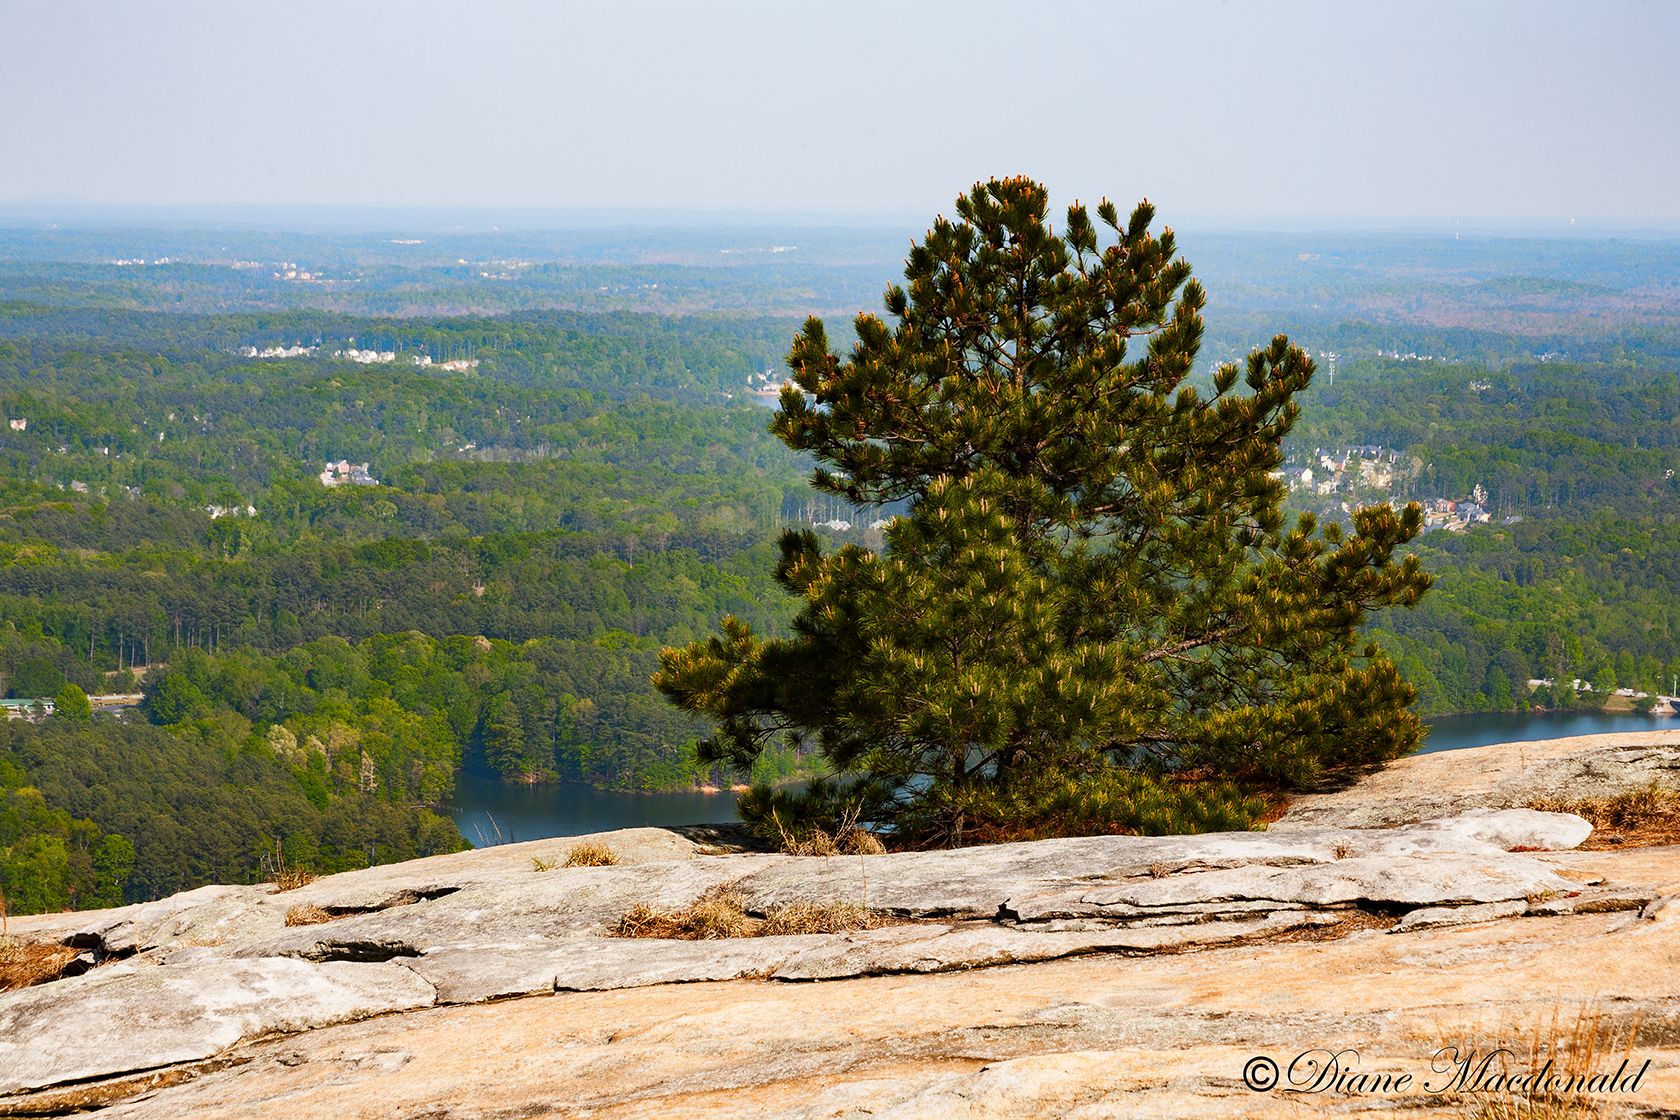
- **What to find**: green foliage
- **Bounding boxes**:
[1282,349,1680,717]
[52,682,91,722]
[734,755,1270,848]
[659,179,1432,845]
[118,631,730,794]
[144,671,206,725]
[892,761,1273,844]
[1365,512,1680,715]
[0,715,464,912]
[1291,359,1680,514]
[7,656,63,699]
[0,300,826,790]
[480,693,526,777]
[0,758,132,912]
[9,204,1675,891]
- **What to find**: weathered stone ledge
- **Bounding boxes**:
[0,808,1623,1098]
[4,732,1680,1116]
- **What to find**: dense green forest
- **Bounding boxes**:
[0,713,465,912]
[2,219,1680,911]
[1287,356,1680,716]
[1371,514,1680,715]
[0,304,828,780]
[0,297,838,910]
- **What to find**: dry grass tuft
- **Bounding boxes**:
[1447,1002,1641,1120]
[613,886,892,940]
[0,940,82,991]
[262,840,318,892]
[614,885,751,939]
[837,827,888,856]
[613,902,673,938]
[562,841,620,868]
[681,888,753,939]
[273,867,318,892]
[283,904,335,927]
[1525,783,1680,848]
[768,807,887,857]
[0,886,83,991]
[780,830,841,856]
[758,899,886,936]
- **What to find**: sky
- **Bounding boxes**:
[2,0,1677,225]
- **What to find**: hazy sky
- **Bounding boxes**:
[3,0,1677,223]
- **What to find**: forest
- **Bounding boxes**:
[0,296,831,909]
[3,220,1680,909]
[1283,354,1680,716]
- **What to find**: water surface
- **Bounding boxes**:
[446,770,740,847]
[1418,709,1674,754]
[446,710,1677,846]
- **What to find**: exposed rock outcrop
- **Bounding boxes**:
[0,958,434,1095]
[2,732,1678,1117]
[1275,729,1680,829]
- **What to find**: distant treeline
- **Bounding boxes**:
[1288,355,1680,717]
[1291,357,1680,512]
[0,712,465,913]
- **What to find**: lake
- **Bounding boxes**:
[445,709,1678,846]
[446,770,742,847]
[1417,709,1675,753]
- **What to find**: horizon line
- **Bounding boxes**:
[3,198,1680,238]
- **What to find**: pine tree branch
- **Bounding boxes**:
[1140,624,1246,664]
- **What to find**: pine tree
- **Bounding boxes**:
[655,177,1431,845]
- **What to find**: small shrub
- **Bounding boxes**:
[562,841,620,868]
[284,904,334,927]
[530,856,556,872]
[734,781,893,854]
[263,841,317,892]
[754,799,888,857]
